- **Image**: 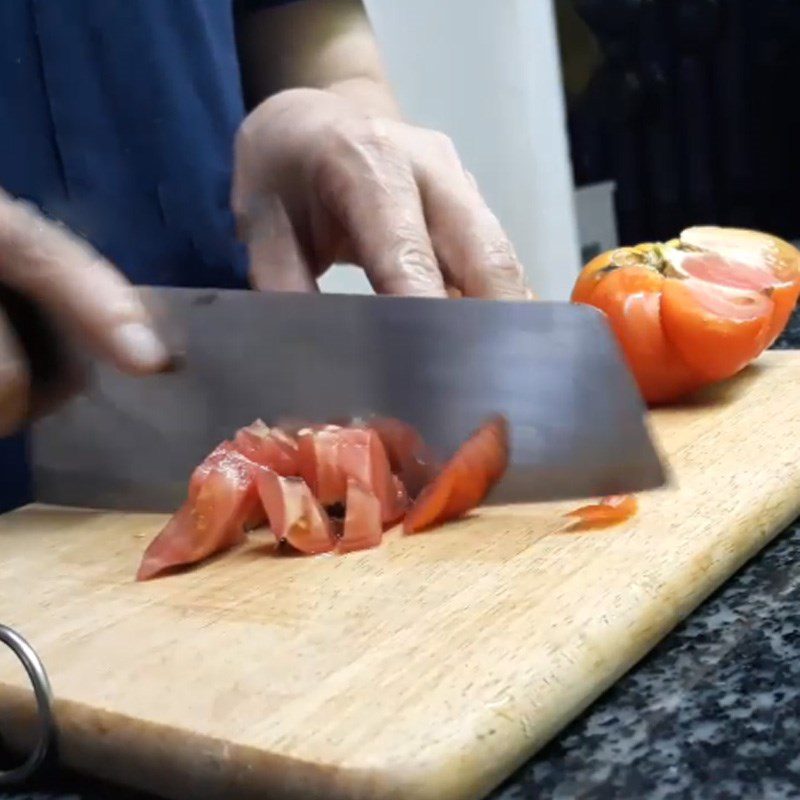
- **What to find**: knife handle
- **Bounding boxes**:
[0,284,88,423]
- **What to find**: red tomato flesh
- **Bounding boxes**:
[297,425,403,524]
[232,419,299,476]
[255,469,335,555]
[337,479,384,553]
[364,416,441,498]
[138,413,514,579]
[136,445,258,580]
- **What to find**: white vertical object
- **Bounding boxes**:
[319,0,582,300]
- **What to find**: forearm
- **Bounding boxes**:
[236,0,401,118]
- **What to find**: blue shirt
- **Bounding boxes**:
[0,0,293,509]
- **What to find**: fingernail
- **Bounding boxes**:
[111,322,169,371]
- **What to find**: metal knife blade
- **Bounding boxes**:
[30,287,667,511]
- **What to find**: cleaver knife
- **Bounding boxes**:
[25,287,667,511]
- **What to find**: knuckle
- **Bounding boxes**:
[234,110,263,157]
[386,235,438,277]
[352,117,395,151]
[314,120,405,208]
[463,169,480,191]
[482,239,525,281]
[429,130,459,161]
[325,117,398,166]
[312,146,355,209]
[0,197,83,276]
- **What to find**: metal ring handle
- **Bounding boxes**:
[0,624,57,785]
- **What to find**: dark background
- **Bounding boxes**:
[557,0,800,247]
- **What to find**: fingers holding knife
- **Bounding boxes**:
[0,189,171,435]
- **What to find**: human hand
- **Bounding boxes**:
[0,189,170,435]
[232,88,534,299]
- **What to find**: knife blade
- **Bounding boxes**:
[29,287,667,511]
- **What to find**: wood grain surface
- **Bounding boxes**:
[2,351,800,800]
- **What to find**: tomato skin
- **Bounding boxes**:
[571,228,800,404]
[660,278,772,383]
[576,266,700,404]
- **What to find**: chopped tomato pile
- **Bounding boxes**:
[565,494,638,529]
[136,416,509,580]
[571,226,800,404]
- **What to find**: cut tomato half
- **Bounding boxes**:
[136,446,258,581]
[572,227,800,404]
[404,416,509,533]
[255,469,335,555]
[565,494,638,528]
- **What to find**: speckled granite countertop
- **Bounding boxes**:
[4,325,800,800]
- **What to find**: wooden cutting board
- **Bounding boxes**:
[3,351,800,800]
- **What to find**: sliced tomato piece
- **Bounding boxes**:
[404,416,509,534]
[387,474,410,526]
[297,425,403,523]
[365,417,440,498]
[136,449,256,580]
[233,419,299,476]
[188,441,232,500]
[565,494,638,528]
[337,479,384,554]
[336,428,405,524]
[296,426,348,505]
[255,470,335,555]
[189,441,264,530]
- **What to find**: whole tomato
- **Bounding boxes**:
[572,226,800,404]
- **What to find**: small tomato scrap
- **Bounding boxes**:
[571,226,800,404]
[565,495,638,529]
